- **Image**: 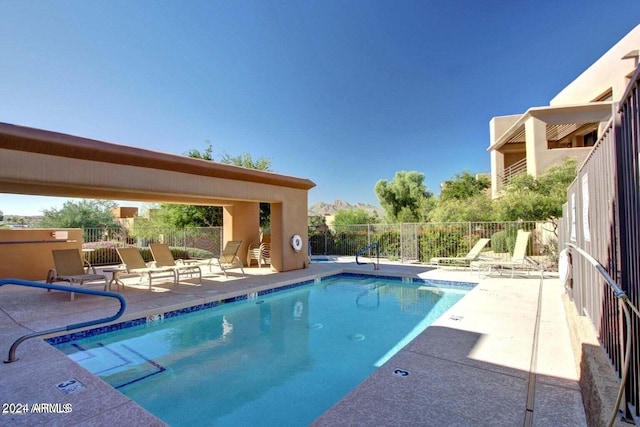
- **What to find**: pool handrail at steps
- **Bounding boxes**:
[566,243,640,426]
[356,242,380,270]
[0,278,126,363]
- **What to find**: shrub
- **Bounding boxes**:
[418,227,466,262]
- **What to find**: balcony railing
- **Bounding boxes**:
[496,157,527,188]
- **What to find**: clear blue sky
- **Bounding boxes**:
[2,1,639,216]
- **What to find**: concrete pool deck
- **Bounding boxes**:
[1,261,587,426]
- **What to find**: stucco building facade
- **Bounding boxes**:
[488,24,640,198]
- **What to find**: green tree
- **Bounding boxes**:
[375,171,434,223]
[155,204,222,228]
[439,171,490,201]
[0,209,3,221]
[430,194,495,222]
[186,143,214,160]
[333,208,379,232]
[187,142,272,171]
[40,200,118,228]
[429,171,493,222]
[494,158,577,221]
[221,152,272,171]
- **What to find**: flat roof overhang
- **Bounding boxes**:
[487,102,613,152]
[0,122,315,204]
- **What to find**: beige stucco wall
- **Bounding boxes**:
[551,24,640,105]
[532,147,591,178]
[0,229,83,281]
[271,191,310,271]
[223,202,261,267]
[489,115,521,145]
[525,117,547,177]
[489,115,522,196]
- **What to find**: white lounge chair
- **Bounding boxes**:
[430,238,491,268]
[149,243,202,284]
[47,249,109,301]
[116,246,178,289]
[209,240,245,278]
[471,231,538,277]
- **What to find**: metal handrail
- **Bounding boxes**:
[566,243,640,426]
[1,279,126,363]
[497,157,527,187]
[356,242,380,270]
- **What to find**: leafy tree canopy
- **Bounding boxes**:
[40,199,118,229]
[494,157,577,221]
[187,143,272,171]
[374,171,434,223]
[333,209,379,228]
[439,171,490,201]
[430,193,495,222]
[220,152,272,171]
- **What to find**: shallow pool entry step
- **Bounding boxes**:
[58,342,167,390]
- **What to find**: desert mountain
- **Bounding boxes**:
[308,199,383,216]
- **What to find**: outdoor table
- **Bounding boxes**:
[103,267,126,291]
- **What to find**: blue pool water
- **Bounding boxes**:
[310,256,336,262]
[51,274,473,426]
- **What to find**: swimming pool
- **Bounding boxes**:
[50,273,474,426]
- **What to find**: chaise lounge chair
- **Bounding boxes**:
[149,243,202,284]
[210,240,245,278]
[116,247,178,289]
[47,249,109,301]
[471,230,538,277]
[430,238,491,268]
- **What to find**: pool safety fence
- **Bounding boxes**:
[558,63,640,423]
[309,220,555,266]
[78,221,555,268]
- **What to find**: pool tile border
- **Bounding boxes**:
[46,273,474,345]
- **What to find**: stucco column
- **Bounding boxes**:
[270,192,309,272]
[490,150,504,199]
[524,116,547,178]
[223,202,260,266]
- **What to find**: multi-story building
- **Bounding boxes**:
[488,24,640,198]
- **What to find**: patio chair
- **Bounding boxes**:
[209,240,245,278]
[430,238,491,268]
[247,242,271,268]
[47,249,109,301]
[149,243,202,284]
[116,247,178,289]
[471,231,538,277]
